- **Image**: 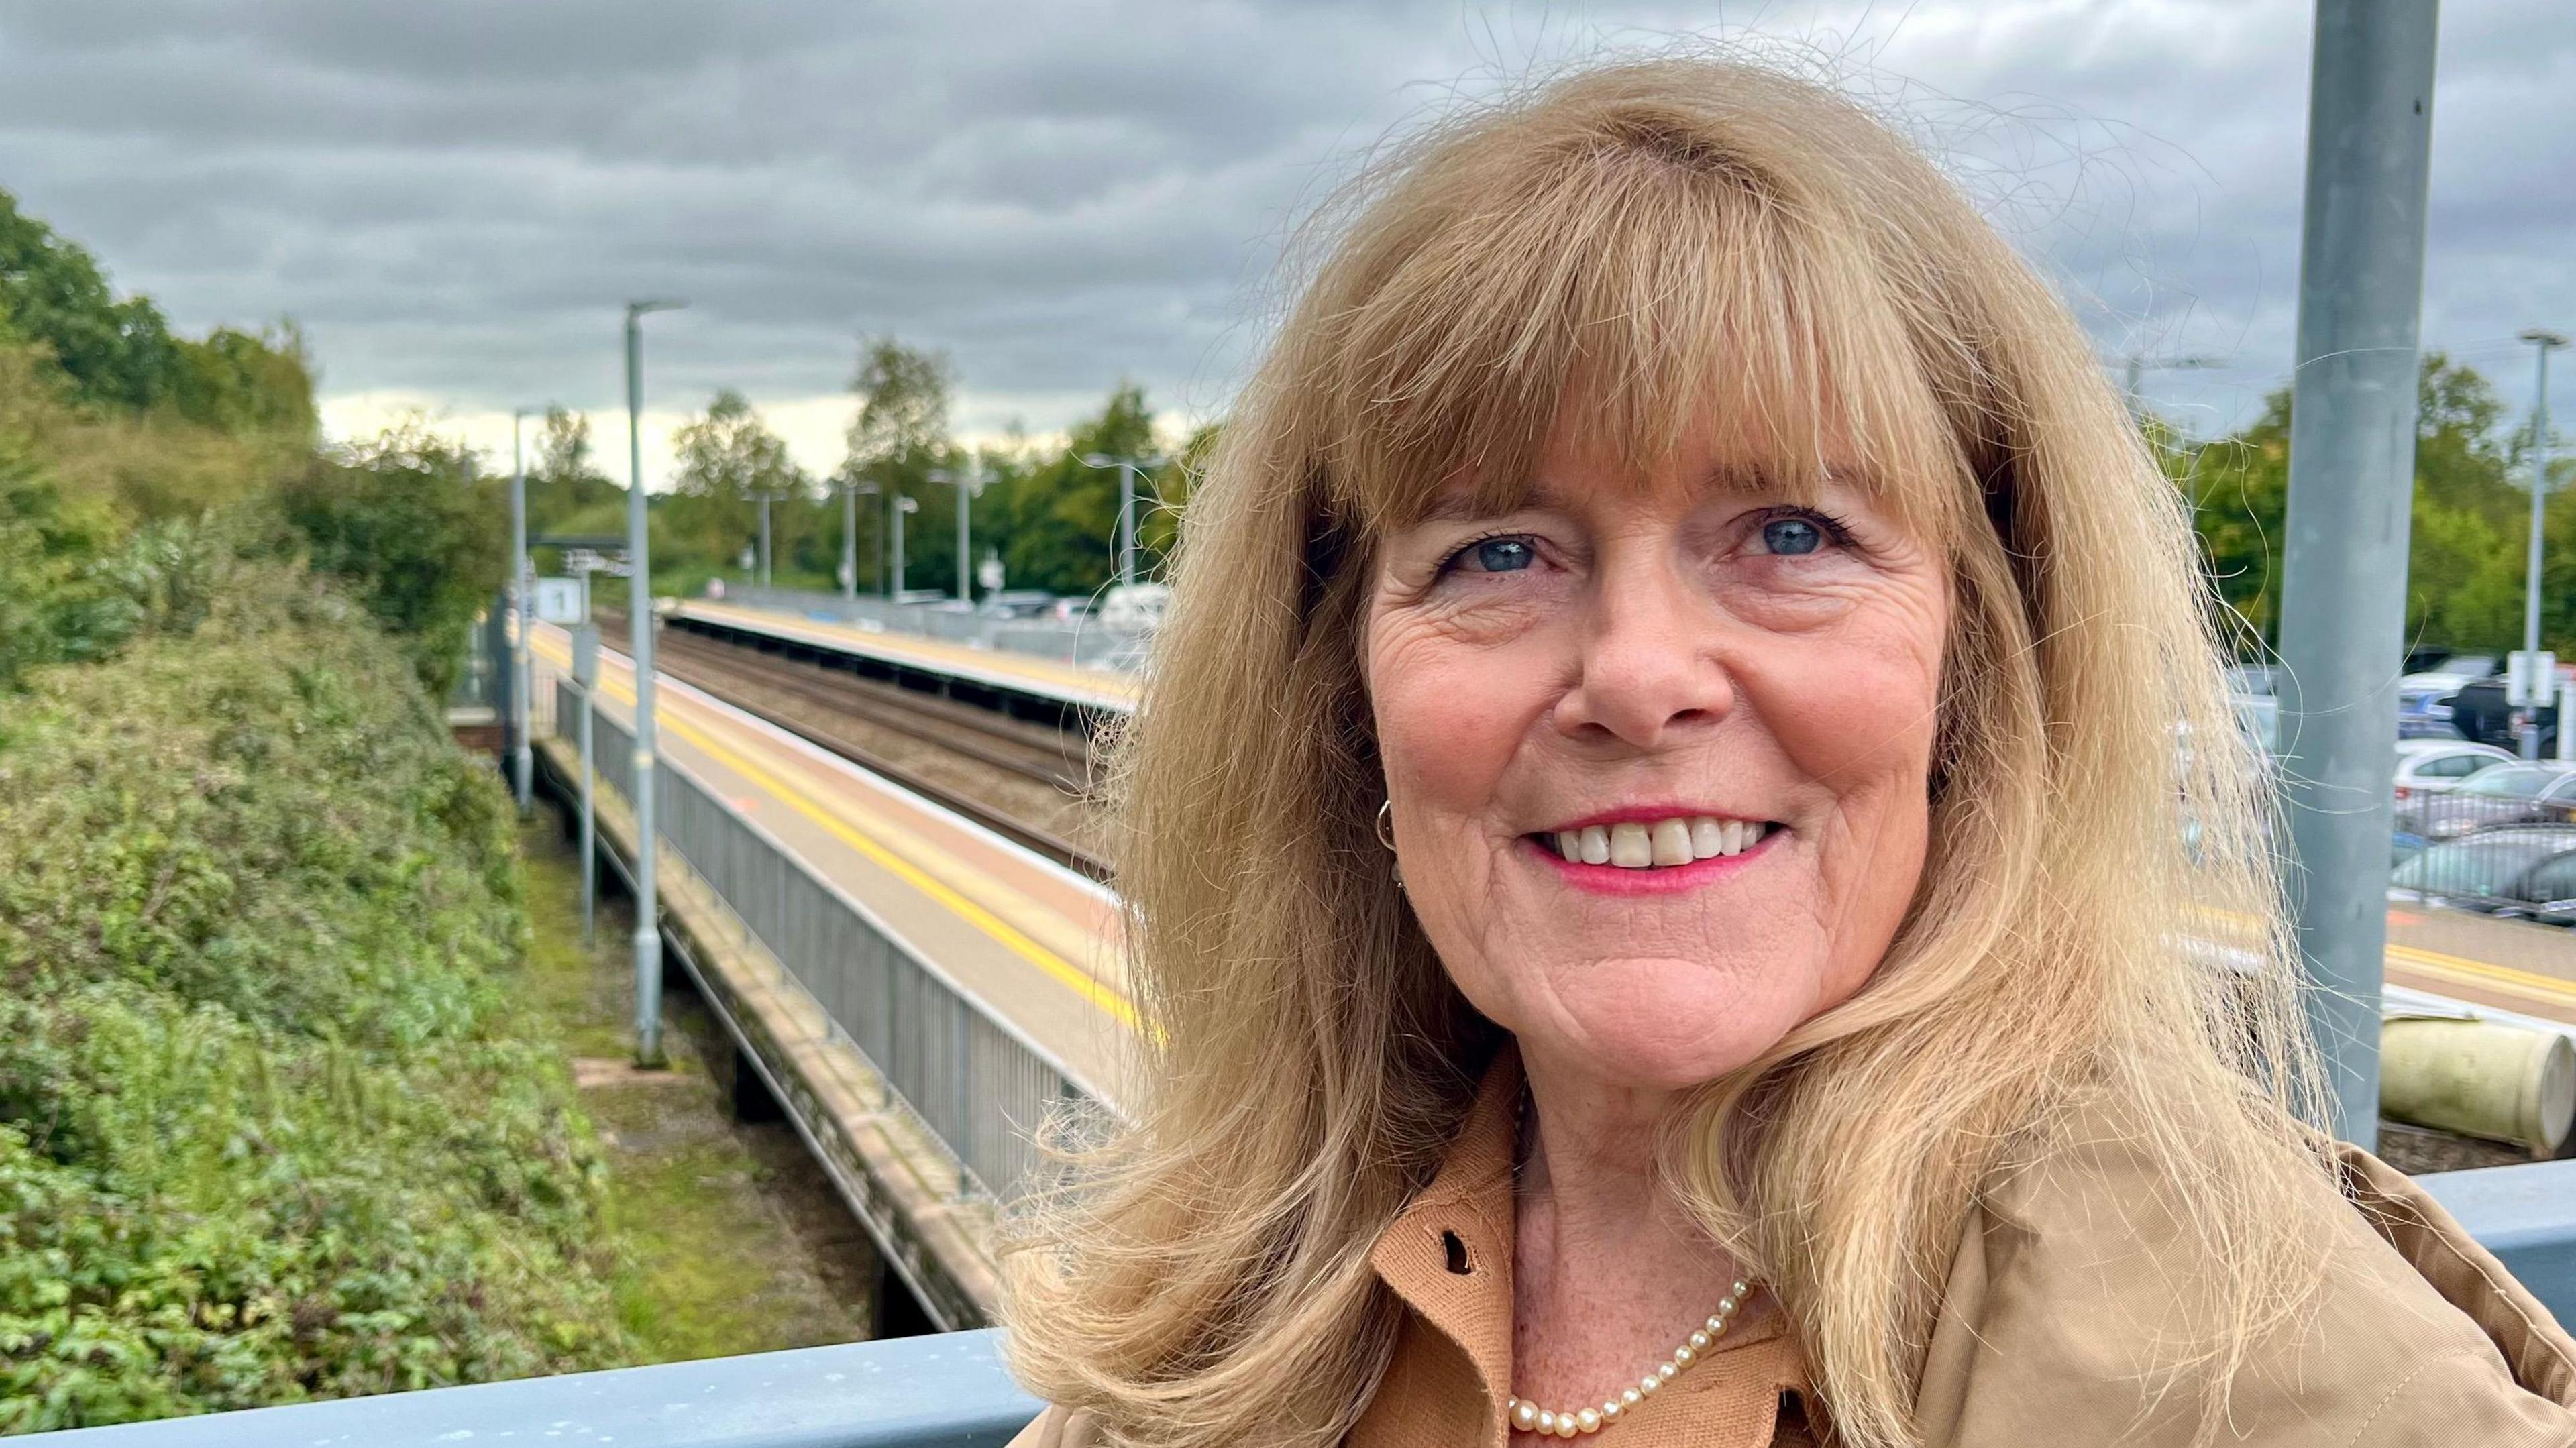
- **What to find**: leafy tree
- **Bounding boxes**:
[0,188,180,414]
[983,383,1170,598]
[664,390,808,579]
[170,324,318,439]
[837,339,959,596]
[527,406,622,536]
[275,419,504,694]
[2181,352,2557,658]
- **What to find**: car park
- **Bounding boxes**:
[2396,653,2498,738]
[2393,762,2576,842]
[2389,825,2576,922]
[2390,740,2517,802]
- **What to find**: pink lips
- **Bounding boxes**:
[1523,825,1780,896]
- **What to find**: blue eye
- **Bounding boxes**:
[1759,518,1825,555]
[1470,537,1536,572]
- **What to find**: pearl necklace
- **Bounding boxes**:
[1505,1278,1754,1438]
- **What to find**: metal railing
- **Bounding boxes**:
[2390,775,2576,922]
[34,1328,1040,1446]
[565,678,1101,1201]
[716,585,1148,671]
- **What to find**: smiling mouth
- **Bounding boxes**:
[1533,816,1777,870]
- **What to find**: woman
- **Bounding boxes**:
[1003,58,2576,1447]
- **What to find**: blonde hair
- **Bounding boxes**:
[1004,56,2326,1448]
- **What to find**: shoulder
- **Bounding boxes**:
[1916,1091,2576,1448]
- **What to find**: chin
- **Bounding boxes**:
[1519,955,1821,1090]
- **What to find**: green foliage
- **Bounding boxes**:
[2182,352,2566,657]
[0,574,623,1429]
[527,407,623,538]
[0,189,312,437]
[661,391,809,576]
[276,423,504,697]
[979,384,1171,598]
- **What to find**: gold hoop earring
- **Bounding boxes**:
[1377,800,1404,889]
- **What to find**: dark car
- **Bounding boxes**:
[2445,677,2559,753]
[2390,826,2576,921]
[2394,763,2576,842]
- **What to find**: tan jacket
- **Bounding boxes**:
[1010,1056,2576,1447]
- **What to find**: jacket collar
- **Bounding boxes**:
[1362,1047,1812,1444]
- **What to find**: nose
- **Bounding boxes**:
[1550,557,1735,749]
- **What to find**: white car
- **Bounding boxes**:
[2391,739,2516,803]
[1099,582,1171,634]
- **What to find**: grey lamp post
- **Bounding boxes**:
[623,298,684,1070]
[839,476,876,604]
[927,463,987,604]
[508,405,539,815]
[2519,328,2569,758]
[1079,451,1170,590]
[890,493,918,602]
[2272,0,2439,1144]
[752,490,775,589]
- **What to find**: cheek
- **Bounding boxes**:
[1741,584,1947,974]
[1366,612,1555,826]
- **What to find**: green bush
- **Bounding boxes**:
[0,570,624,1430]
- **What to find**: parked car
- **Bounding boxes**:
[2396,654,2498,738]
[2390,740,2516,803]
[978,590,1058,620]
[1099,582,1171,634]
[2390,825,2576,922]
[2446,676,2562,753]
[2394,762,2576,842]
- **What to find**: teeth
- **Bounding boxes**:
[1552,816,1771,868]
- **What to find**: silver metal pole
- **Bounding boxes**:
[1118,461,1136,590]
[842,481,858,604]
[578,683,596,946]
[893,493,910,600]
[574,591,600,952]
[2522,333,2566,759]
[957,470,972,603]
[509,410,533,814]
[625,298,681,1069]
[2273,0,2440,1145]
[757,492,774,589]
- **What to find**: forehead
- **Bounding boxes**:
[1402,380,1914,533]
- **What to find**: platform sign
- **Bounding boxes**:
[2508,650,2559,708]
[534,577,586,626]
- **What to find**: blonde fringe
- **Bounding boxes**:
[1004,54,2328,1448]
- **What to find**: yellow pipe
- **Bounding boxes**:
[2381,1017,2575,1156]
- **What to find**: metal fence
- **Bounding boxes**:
[2390,771,2576,922]
[718,585,1148,671]
[562,678,1100,1201]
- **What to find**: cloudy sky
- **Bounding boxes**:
[1,1,2568,488]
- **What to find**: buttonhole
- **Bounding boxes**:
[1442,1229,1471,1275]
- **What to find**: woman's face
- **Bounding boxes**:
[1365,409,1949,1090]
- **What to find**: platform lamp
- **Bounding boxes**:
[926,462,988,604]
[623,297,684,1069]
[1077,451,1170,590]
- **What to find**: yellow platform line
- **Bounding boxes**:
[2385,943,2576,1011]
[537,638,1138,1031]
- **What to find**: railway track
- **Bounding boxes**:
[597,610,1108,881]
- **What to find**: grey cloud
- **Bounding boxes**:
[0,0,2566,447]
